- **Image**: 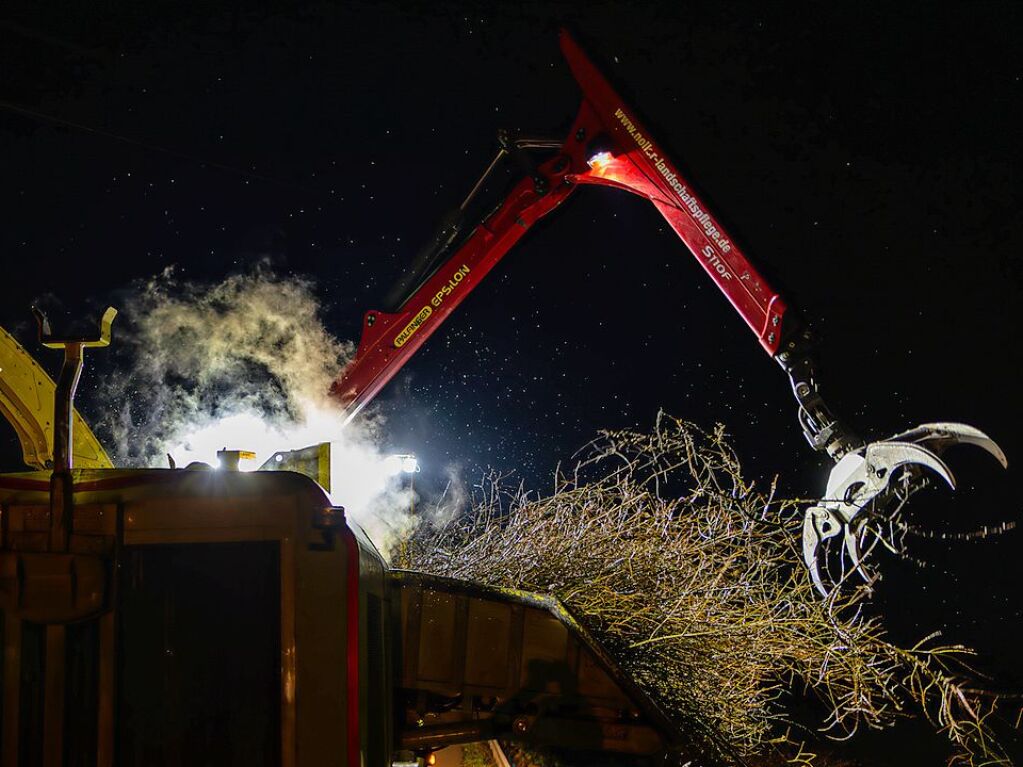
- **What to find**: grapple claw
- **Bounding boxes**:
[780,323,1006,596]
[800,422,1006,597]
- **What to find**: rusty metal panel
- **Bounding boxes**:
[7,532,48,551]
[417,590,458,684]
[22,507,50,532]
[1,615,21,767]
[577,648,623,701]
[464,599,512,689]
[122,495,296,545]
[391,572,682,757]
[3,505,51,552]
[520,610,569,693]
[73,504,116,534]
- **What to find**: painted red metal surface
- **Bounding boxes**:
[558,31,788,352]
[343,524,361,767]
[331,30,788,419]
[330,170,578,421]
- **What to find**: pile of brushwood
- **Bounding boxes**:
[398,414,1015,766]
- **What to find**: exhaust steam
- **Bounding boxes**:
[96,265,418,556]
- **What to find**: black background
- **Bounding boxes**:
[2,2,1021,763]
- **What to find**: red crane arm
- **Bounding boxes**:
[558,31,788,353]
[331,30,789,421]
[330,169,579,422]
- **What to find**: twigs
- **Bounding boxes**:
[403,415,1013,765]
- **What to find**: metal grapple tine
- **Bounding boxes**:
[842,526,873,585]
[802,512,825,596]
[804,507,838,597]
[865,441,956,490]
[889,422,1007,468]
[808,557,828,598]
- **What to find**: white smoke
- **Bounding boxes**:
[97,264,418,556]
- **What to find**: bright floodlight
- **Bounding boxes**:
[385,453,420,475]
[587,150,615,171]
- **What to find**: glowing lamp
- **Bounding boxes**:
[586,150,615,171]
[385,453,421,476]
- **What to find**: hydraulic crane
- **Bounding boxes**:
[331,30,1006,594]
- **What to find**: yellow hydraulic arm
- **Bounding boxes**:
[0,324,112,470]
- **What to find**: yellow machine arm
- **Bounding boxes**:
[0,325,113,470]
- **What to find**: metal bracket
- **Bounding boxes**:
[33,306,117,349]
[30,306,117,473]
[775,329,860,460]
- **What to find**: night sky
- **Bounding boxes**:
[2,2,1021,763]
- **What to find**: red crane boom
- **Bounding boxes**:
[331,31,789,424]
